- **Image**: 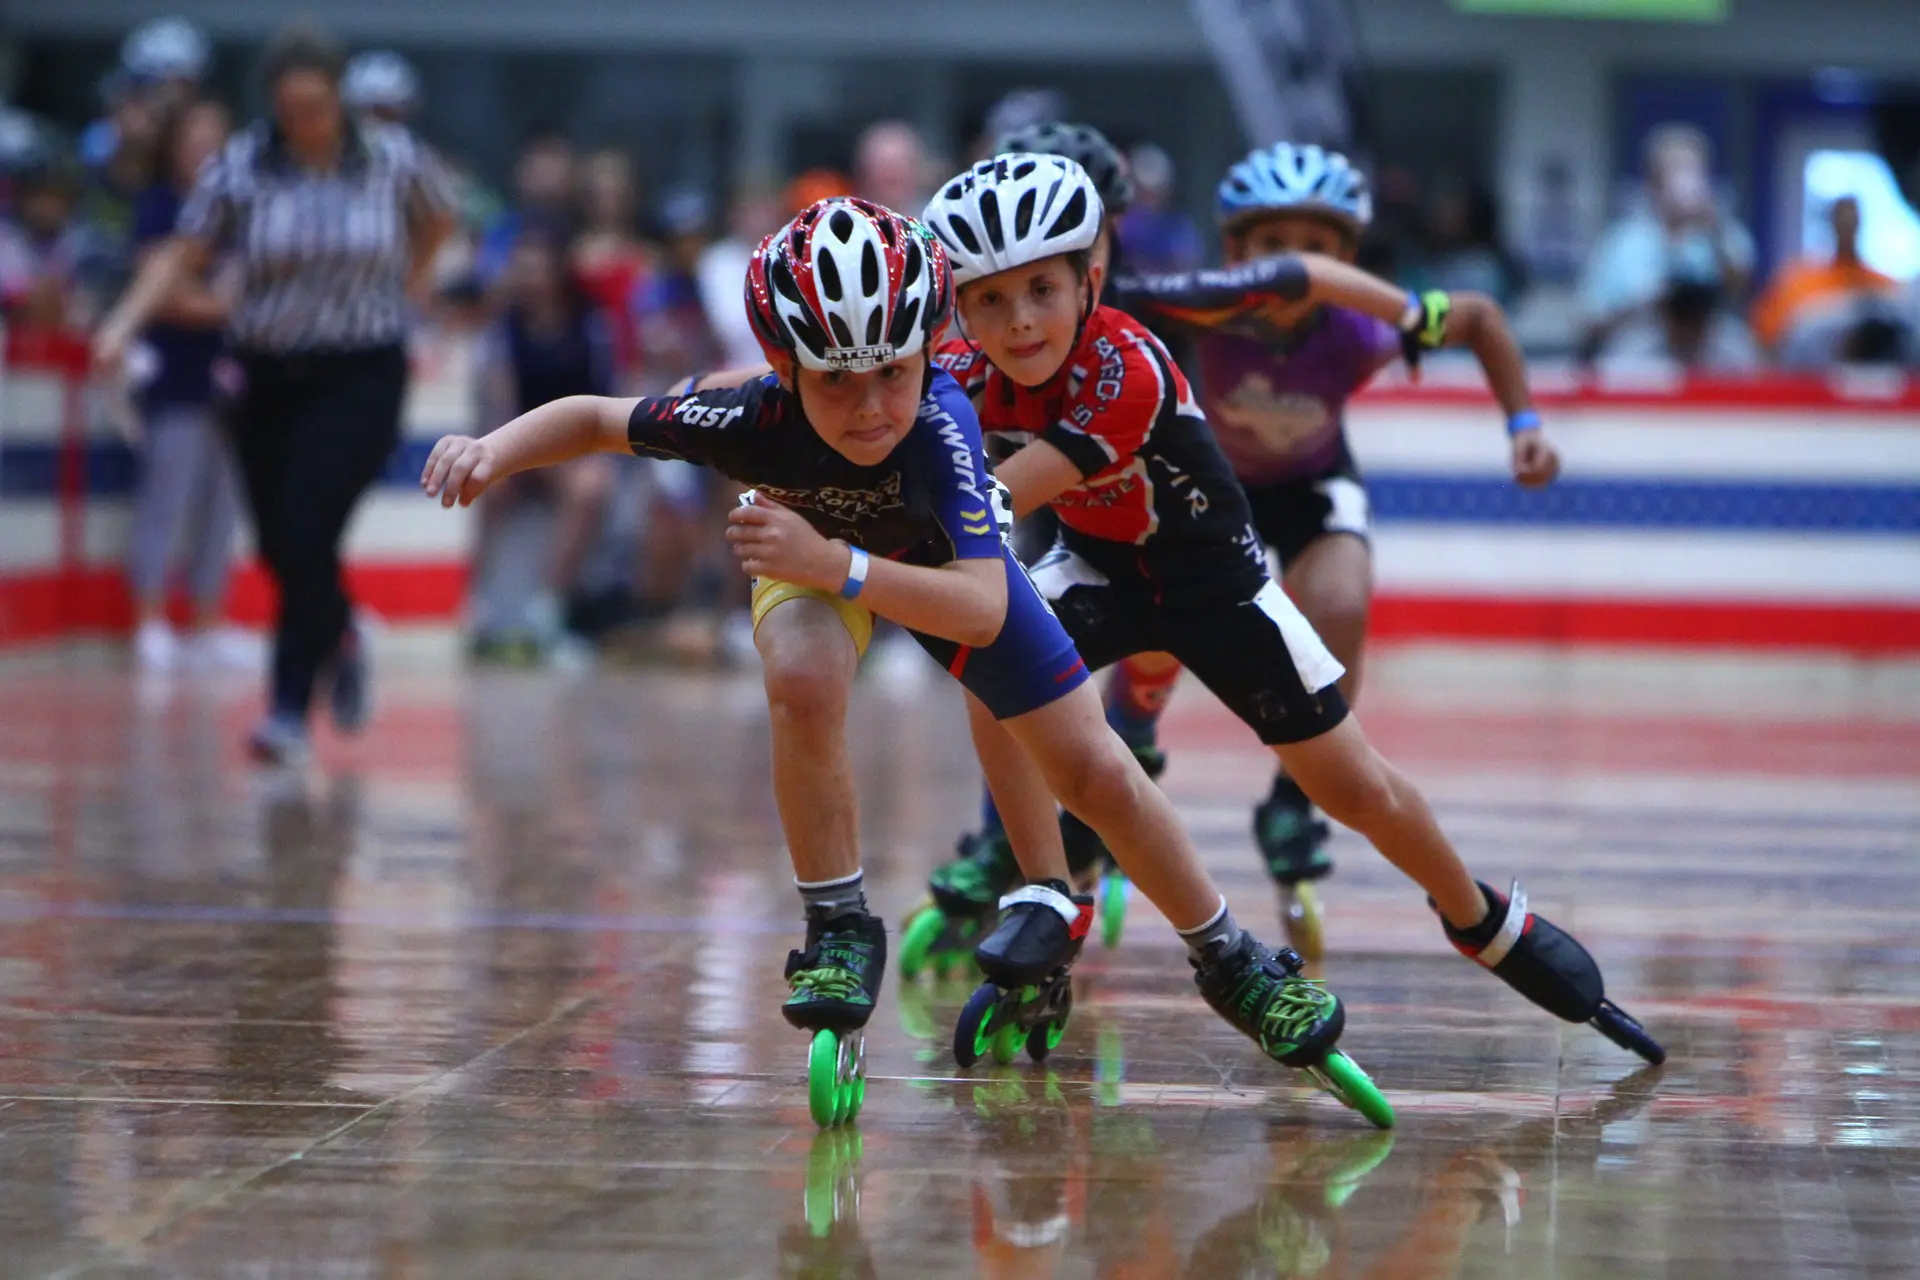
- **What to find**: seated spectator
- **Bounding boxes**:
[1117,143,1202,273]
[124,97,248,672]
[853,120,928,214]
[474,127,576,287]
[0,148,91,329]
[470,225,618,663]
[1580,123,1757,366]
[570,147,653,386]
[1753,195,1910,368]
[1595,262,1764,376]
[698,180,786,368]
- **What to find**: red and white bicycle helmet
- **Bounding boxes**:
[745,197,952,373]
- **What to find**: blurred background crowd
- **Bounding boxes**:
[4,5,1919,671]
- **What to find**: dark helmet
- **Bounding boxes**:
[992,120,1134,217]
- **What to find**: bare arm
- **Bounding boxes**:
[422,394,637,507]
[93,236,213,365]
[727,499,1011,648]
[993,439,1085,519]
[1439,292,1533,418]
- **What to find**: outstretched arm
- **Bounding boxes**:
[422,395,637,507]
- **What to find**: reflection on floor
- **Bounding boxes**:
[1,643,1916,1278]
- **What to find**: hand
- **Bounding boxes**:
[1510,428,1561,488]
[727,497,846,589]
[91,320,133,375]
[1399,290,1451,378]
[421,434,501,508]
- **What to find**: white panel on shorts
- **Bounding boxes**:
[1316,476,1371,538]
[1028,545,1110,601]
[1252,579,1346,695]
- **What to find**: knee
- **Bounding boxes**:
[760,646,851,735]
[1049,733,1143,825]
[1305,754,1402,831]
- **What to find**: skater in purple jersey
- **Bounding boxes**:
[1105,141,1562,954]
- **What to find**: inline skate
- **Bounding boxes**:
[953,881,1090,1068]
[783,909,886,1127]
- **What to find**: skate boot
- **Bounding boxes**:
[1192,931,1393,1128]
[898,827,1019,981]
[1060,739,1164,949]
[783,909,886,1127]
[1255,774,1332,961]
[953,880,1091,1068]
[1436,879,1665,1065]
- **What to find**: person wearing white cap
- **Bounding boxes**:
[343,50,421,126]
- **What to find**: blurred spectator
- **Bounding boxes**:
[1753,196,1910,368]
[472,224,618,663]
[971,87,1068,162]
[853,120,928,214]
[1579,123,1757,366]
[80,17,209,171]
[699,180,786,368]
[635,188,723,390]
[76,72,163,309]
[124,97,247,672]
[343,50,421,126]
[1422,181,1519,306]
[571,147,653,385]
[0,149,91,329]
[1523,155,1583,286]
[475,127,577,285]
[784,167,853,216]
[1358,165,1423,280]
[1116,143,1202,273]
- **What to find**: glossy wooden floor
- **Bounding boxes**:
[2,640,1917,1279]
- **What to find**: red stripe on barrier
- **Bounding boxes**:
[1369,595,1920,654]
[0,563,468,646]
[1,572,1915,654]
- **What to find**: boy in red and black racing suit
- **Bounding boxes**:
[916,153,1660,1073]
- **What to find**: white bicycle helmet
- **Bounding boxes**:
[746,197,953,373]
[922,153,1104,287]
[122,17,210,82]
[344,51,420,114]
[1216,142,1372,233]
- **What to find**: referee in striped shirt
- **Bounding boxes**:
[97,25,456,765]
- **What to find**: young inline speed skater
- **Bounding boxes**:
[921,130,1563,962]
[919,155,1661,1070]
[420,197,1396,1129]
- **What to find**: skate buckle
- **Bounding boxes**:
[997,883,1079,925]
[1477,879,1529,968]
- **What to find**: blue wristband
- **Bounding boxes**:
[839,546,871,601]
[1507,410,1542,436]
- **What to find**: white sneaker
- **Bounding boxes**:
[186,627,261,672]
[247,712,311,768]
[134,620,179,672]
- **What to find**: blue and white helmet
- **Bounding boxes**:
[121,17,210,83]
[1216,142,1372,234]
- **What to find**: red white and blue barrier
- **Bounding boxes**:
[2,326,1916,652]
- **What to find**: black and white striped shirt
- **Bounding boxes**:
[177,119,455,354]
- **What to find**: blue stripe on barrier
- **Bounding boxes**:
[3,442,1918,533]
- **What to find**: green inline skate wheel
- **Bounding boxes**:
[1309,1050,1395,1130]
[1099,870,1127,949]
[897,907,945,981]
[989,1020,1022,1066]
[808,1029,842,1128]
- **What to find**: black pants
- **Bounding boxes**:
[229,345,407,719]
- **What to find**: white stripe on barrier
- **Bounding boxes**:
[1350,407,1920,482]
[1372,525,1920,601]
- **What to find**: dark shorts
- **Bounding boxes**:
[1026,539,1349,745]
[1244,466,1371,572]
[913,548,1091,721]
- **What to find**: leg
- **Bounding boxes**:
[546,456,617,606]
[126,410,203,665]
[999,682,1220,930]
[178,406,242,629]
[1281,532,1371,703]
[270,353,405,721]
[754,594,862,885]
[1272,716,1483,927]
